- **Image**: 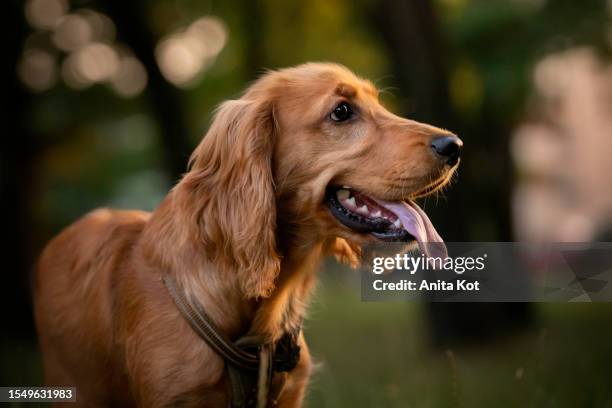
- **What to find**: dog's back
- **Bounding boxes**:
[34,208,150,405]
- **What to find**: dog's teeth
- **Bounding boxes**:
[345,197,356,208]
[336,189,350,200]
[357,205,369,215]
[342,185,351,189]
[371,210,382,218]
[393,219,402,228]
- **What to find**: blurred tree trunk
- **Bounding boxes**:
[370,0,467,240]
[102,0,193,184]
[239,0,266,80]
[1,0,38,336]
[369,0,531,347]
[371,0,452,124]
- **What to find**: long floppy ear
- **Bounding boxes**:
[181,97,280,299]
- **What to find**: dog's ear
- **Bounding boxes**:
[183,97,280,299]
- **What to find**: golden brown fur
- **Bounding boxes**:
[34,63,458,407]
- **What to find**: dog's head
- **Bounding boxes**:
[186,63,461,298]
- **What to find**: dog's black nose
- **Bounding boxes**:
[431,135,462,166]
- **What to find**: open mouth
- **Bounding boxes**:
[325,186,413,242]
[325,185,448,257]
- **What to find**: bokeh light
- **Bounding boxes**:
[80,10,116,43]
[511,125,562,176]
[109,55,148,97]
[187,16,228,56]
[25,0,68,30]
[60,42,120,89]
[22,1,142,98]
[61,52,90,90]
[17,48,57,92]
[52,14,93,52]
[513,47,612,242]
[155,16,228,87]
[75,42,119,83]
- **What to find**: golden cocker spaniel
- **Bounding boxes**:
[34,63,461,407]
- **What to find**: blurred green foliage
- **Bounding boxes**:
[305,268,612,408]
[18,0,612,244]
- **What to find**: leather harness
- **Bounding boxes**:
[162,274,301,407]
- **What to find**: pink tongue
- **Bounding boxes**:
[376,200,447,259]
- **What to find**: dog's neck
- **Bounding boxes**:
[142,194,324,344]
[247,239,323,341]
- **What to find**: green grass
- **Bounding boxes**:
[305,268,612,407]
[3,266,612,407]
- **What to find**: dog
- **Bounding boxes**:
[34,63,461,407]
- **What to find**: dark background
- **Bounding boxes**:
[3,0,612,406]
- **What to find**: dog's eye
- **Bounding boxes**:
[330,102,353,122]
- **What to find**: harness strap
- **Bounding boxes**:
[162,274,259,371]
[162,274,302,407]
